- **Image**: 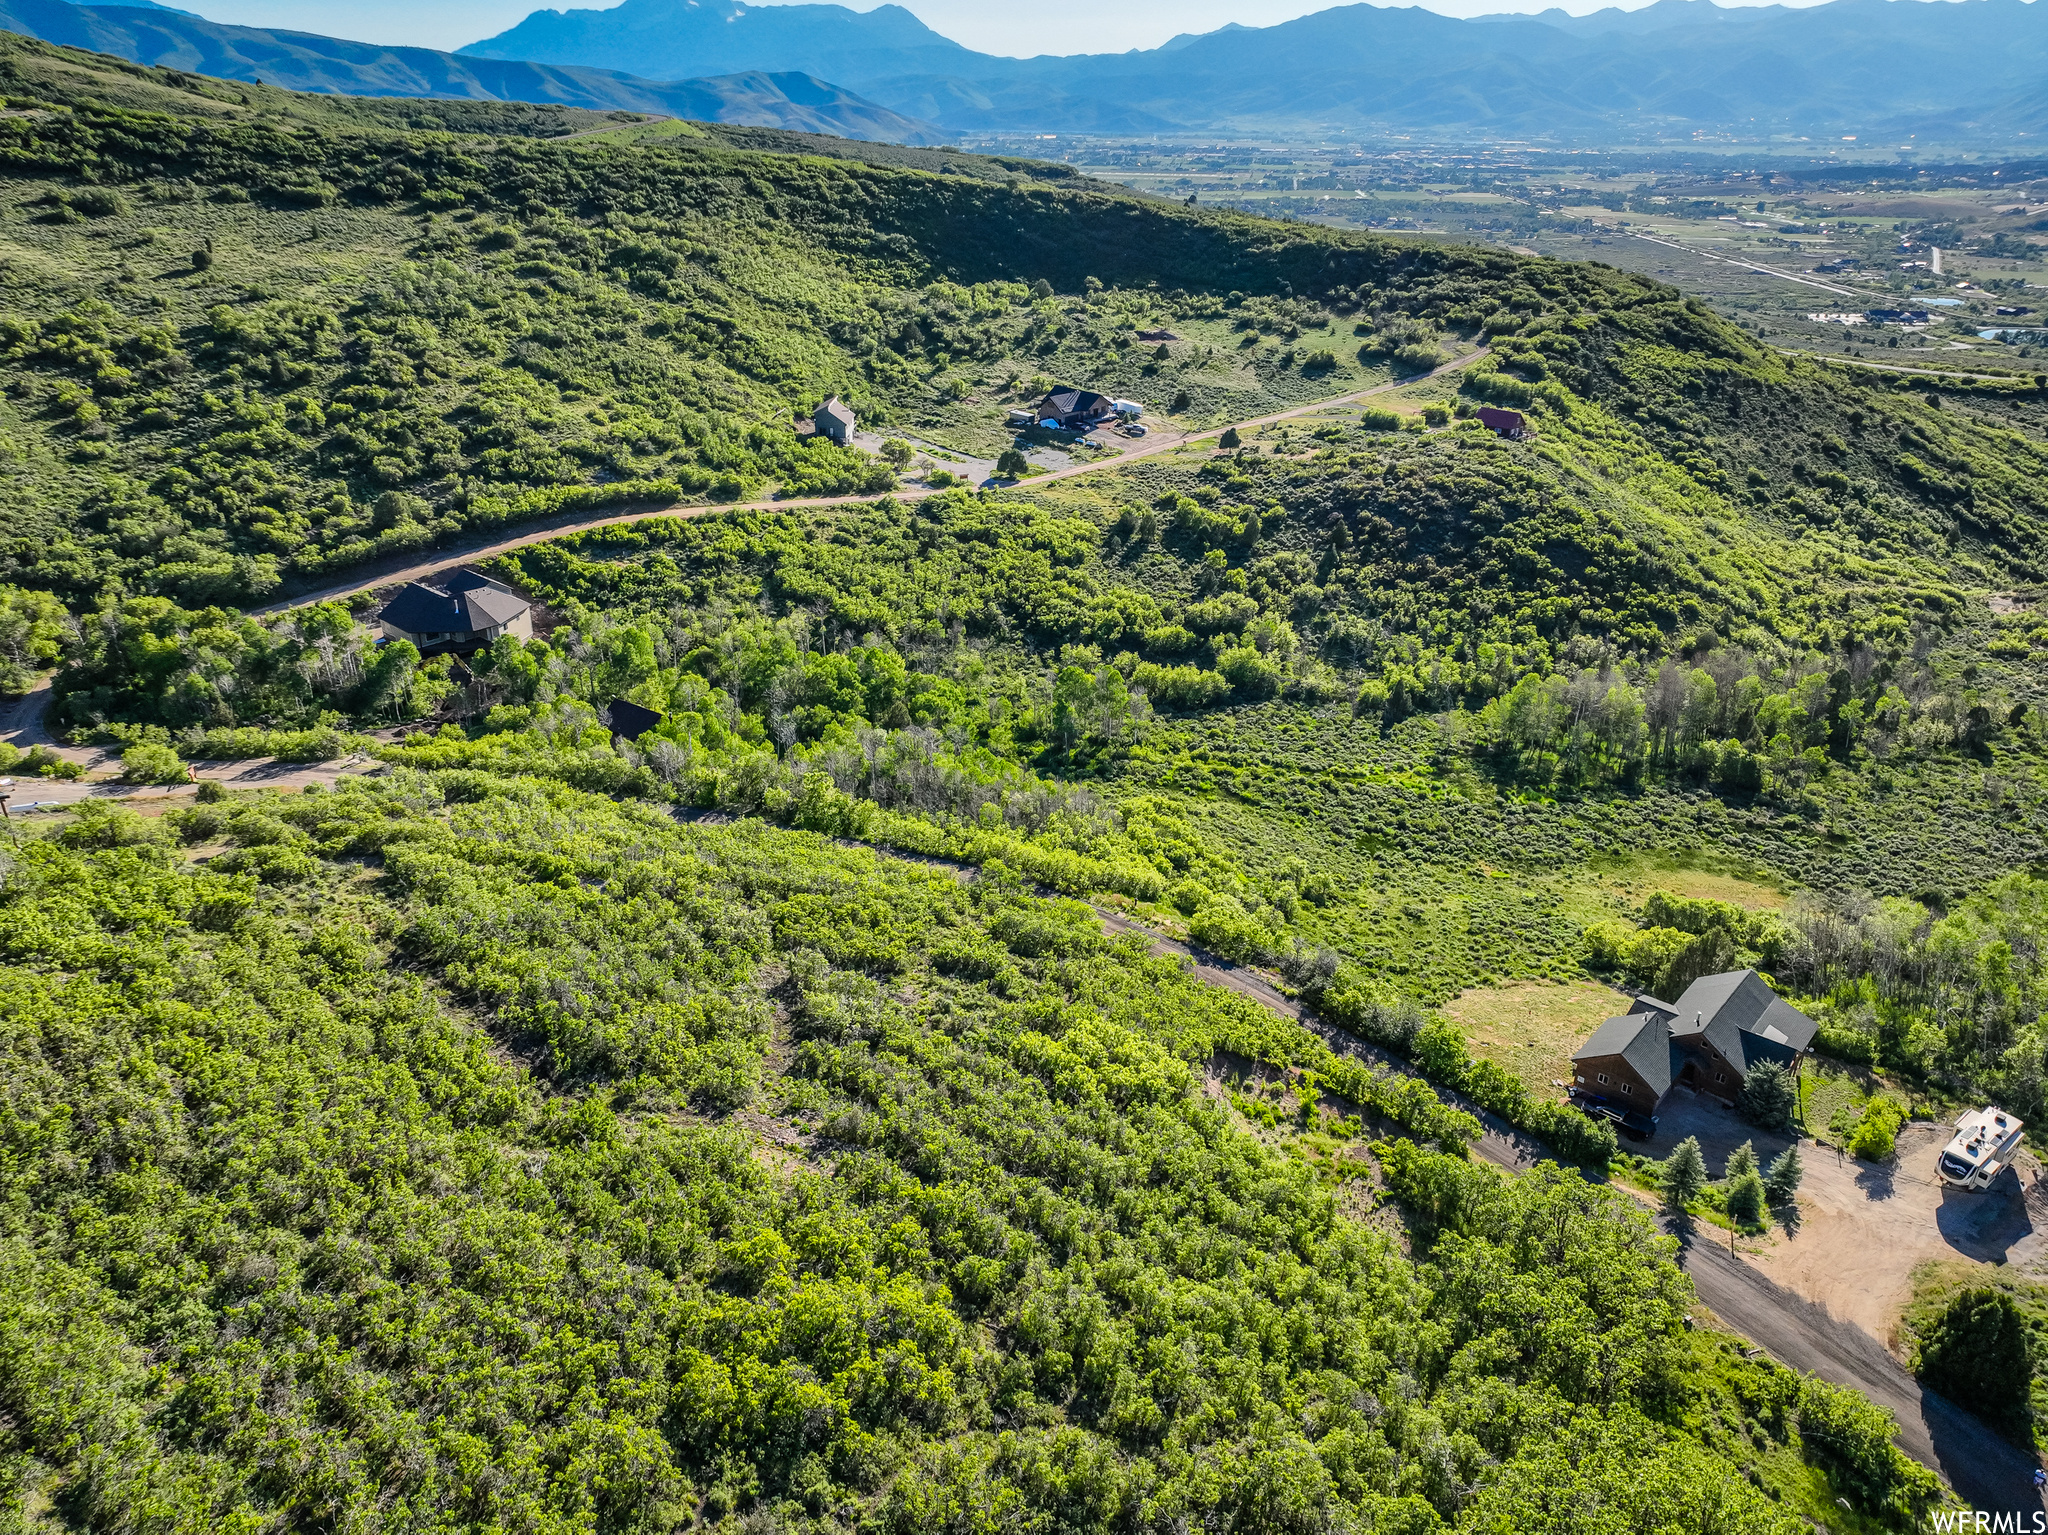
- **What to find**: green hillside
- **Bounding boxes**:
[0,780,1934,1532]
[0,29,1629,607]
[0,34,2041,1533]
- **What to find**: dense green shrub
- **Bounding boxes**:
[0,772,1859,1530]
[1846,1096,1906,1161]
[1797,1375,1943,1519]
[117,740,185,783]
[1913,1286,2033,1430]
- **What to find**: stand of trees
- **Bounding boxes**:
[0,771,1939,1531]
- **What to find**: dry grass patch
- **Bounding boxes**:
[1584,854,1792,916]
[1441,976,1635,1094]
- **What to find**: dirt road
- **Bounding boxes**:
[256,349,1488,614]
[1628,231,1858,298]
[0,673,376,805]
[1776,349,2036,384]
[0,674,60,753]
[1093,907,1566,1177]
[0,759,373,811]
[1675,1222,2044,1516]
[1106,901,2037,1508]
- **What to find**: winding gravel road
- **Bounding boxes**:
[254,349,1489,615]
[13,340,2030,1511]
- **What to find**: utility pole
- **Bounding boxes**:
[0,778,16,847]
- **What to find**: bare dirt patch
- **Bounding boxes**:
[1644,1091,2043,1350]
[1751,1125,2039,1349]
[1442,976,1633,1093]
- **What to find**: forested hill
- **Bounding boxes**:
[0,26,1652,609]
[0,39,2043,1534]
[0,24,2041,618]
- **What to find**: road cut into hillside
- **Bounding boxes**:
[254,348,1490,617]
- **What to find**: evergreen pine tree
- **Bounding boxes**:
[1737,1059,1797,1132]
[1663,1136,1707,1213]
[1725,1140,1758,1180]
[1726,1170,1767,1228]
[1764,1142,1805,1204]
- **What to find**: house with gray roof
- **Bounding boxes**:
[378,568,532,654]
[1571,969,1816,1113]
[813,397,856,445]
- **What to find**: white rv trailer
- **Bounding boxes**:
[1936,1106,2025,1190]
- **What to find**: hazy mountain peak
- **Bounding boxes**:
[1158,21,1252,50]
[0,0,947,141]
[1473,0,1795,34]
[460,0,973,77]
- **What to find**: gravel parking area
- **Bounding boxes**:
[1642,1088,2042,1345]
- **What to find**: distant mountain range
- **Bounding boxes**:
[2,0,2041,143]
[460,0,2048,140]
[0,0,945,141]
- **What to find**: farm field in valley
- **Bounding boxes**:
[977,135,2048,375]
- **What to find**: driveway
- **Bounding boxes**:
[1752,1120,2039,1338]
[1642,1091,2040,1342]
[1674,1219,2045,1516]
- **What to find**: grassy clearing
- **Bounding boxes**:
[1442,976,1630,1092]
[1586,853,1794,914]
[563,116,707,146]
[1798,1057,1923,1145]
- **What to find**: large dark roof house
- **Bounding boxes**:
[1571,969,1816,1115]
[378,568,532,654]
[1666,969,1817,1097]
[1034,386,1115,432]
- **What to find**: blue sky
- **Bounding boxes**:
[189,0,1896,60]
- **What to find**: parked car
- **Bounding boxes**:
[1119,423,1146,438]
